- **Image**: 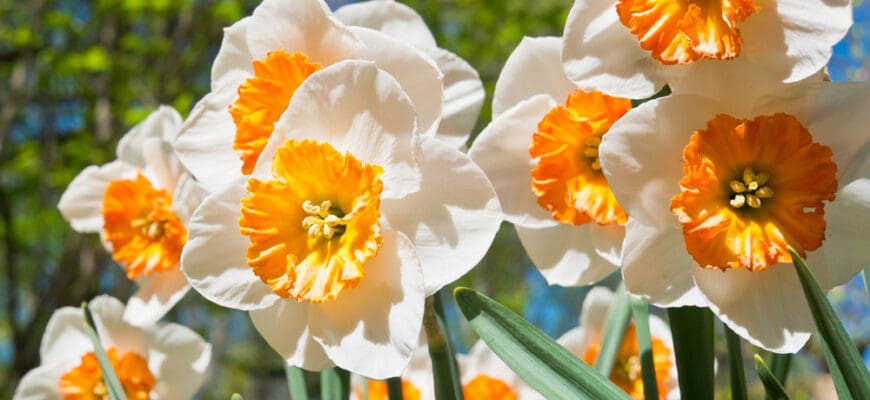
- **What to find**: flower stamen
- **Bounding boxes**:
[301,200,348,239]
[729,167,774,209]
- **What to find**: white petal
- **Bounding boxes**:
[140,137,183,193]
[265,60,421,199]
[428,47,484,147]
[246,0,368,65]
[311,230,425,379]
[349,26,442,137]
[174,91,244,193]
[39,307,90,365]
[87,295,150,356]
[381,136,501,296]
[621,220,707,308]
[171,173,209,224]
[124,268,190,327]
[13,365,63,400]
[58,161,137,233]
[516,224,618,287]
[555,325,587,355]
[600,95,720,229]
[693,265,813,353]
[468,96,559,228]
[579,286,616,332]
[561,0,666,99]
[815,178,870,288]
[589,222,624,267]
[493,36,574,118]
[148,323,212,400]
[250,302,335,371]
[181,176,281,310]
[334,0,437,49]
[211,17,255,92]
[116,106,183,166]
[744,0,851,84]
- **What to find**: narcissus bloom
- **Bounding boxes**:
[458,340,543,400]
[558,287,678,400]
[175,0,448,191]
[13,296,211,400]
[469,37,630,286]
[58,106,206,326]
[179,61,500,378]
[600,81,870,352]
[562,0,852,98]
[335,0,485,148]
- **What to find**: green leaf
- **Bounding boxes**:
[387,377,403,400]
[768,353,793,392]
[820,335,854,400]
[667,306,714,400]
[629,298,659,400]
[424,292,464,399]
[230,394,244,400]
[754,354,790,400]
[285,364,308,400]
[453,287,631,400]
[789,247,870,399]
[81,303,127,400]
[595,282,631,377]
[725,326,748,400]
[320,368,349,400]
[863,264,870,301]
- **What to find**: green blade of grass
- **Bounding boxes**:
[725,326,748,400]
[819,335,854,400]
[387,377,403,400]
[424,292,464,399]
[789,247,870,399]
[667,306,714,400]
[454,287,630,400]
[595,282,631,377]
[320,368,349,400]
[768,353,792,393]
[629,298,659,400]
[754,354,790,400]
[82,303,127,400]
[285,364,307,400]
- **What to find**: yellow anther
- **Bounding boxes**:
[746,194,761,208]
[756,186,774,198]
[755,171,770,186]
[585,136,602,146]
[743,168,756,186]
[747,181,759,191]
[730,180,747,193]
[591,158,601,171]
[584,147,599,158]
[302,200,346,239]
[730,194,746,208]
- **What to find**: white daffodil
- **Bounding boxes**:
[599,79,870,352]
[178,61,500,378]
[334,0,485,148]
[457,340,543,400]
[469,36,629,287]
[57,106,206,326]
[351,346,434,400]
[558,287,678,400]
[562,0,852,99]
[175,0,447,191]
[13,295,211,400]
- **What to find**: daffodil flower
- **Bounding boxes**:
[470,37,629,287]
[600,80,870,352]
[562,0,852,98]
[558,287,678,400]
[458,340,543,400]
[175,0,447,191]
[335,0,486,148]
[13,295,211,400]
[179,61,500,378]
[58,106,206,326]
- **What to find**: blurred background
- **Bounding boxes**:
[1,0,868,398]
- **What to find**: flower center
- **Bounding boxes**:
[582,324,673,400]
[728,167,774,209]
[530,88,631,226]
[355,379,422,400]
[230,50,322,174]
[616,0,761,64]
[670,113,837,272]
[462,375,518,400]
[102,173,187,280]
[58,348,155,400]
[239,139,384,303]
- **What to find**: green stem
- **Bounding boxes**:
[285,364,307,400]
[424,292,464,399]
[386,377,402,400]
[320,368,349,400]
[667,306,714,400]
[629,298,659,400]
[725,326,748,400]
[595,282,631,377]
